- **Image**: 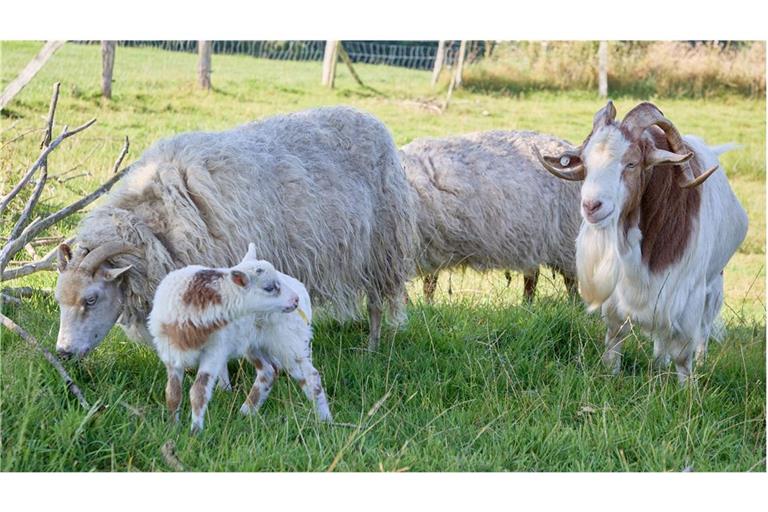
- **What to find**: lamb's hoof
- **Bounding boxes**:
[190,423,203,435]
[239,404,256,416]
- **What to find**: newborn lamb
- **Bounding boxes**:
[149,243,332,432]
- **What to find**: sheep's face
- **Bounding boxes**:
[55,262,130,360]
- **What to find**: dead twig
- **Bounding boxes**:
[0,117,96,216]
[0,161,129,274]
[0,312,90,410]
[1,237,71,282]
[161,440,185,471]
[112,136,129,174]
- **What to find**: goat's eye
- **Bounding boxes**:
[84,295,98,306]
[626,162,638,170]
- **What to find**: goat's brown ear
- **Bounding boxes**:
[231,270,249,288]
[647,148,693,168]
[57,243,72,272]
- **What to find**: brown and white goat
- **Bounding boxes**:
[534,101,748,383]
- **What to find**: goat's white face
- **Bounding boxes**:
[579,126,632,227]
[229,243,299,314]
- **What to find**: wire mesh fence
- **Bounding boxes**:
[72,40,486,70]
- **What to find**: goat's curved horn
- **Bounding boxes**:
[77,242,135,275]
[621,102,716,188]
[679,165,719,189]
[532,145,585,181]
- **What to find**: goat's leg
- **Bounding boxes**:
[602,314,630,375]
[367,294,382,351]
[523,269,539,302]
[240,351,277,416]
[165,363,184,423]
[289,358,332,422]
[422,272,439,304]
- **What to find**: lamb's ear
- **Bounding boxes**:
[246,243,258,260]
[101,265,132,281]
[231,270,249,288]
[57,243,72,272]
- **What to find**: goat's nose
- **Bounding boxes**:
[57,349,72,360]
[582,199,603,215]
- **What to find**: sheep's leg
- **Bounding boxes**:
[422,272,439,304]
[367,295,382,351]
[217,366,232,392]
[523,269,539,302]
[504,270,513,288]
[602,316,630,375]
[165,364,184,423]
[290,358,332,422]
[240,352,277,416]
[560,271,579,299]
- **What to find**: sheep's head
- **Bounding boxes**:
[533,101,718,228]
[229,243,300,315]
[54,242,133,359]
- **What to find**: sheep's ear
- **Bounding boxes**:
[231,270,249,288]
[101,265,132,281]
[57,243,72,272]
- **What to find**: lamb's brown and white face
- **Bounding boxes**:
[229,244,299,314]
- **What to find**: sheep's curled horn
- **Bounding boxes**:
[76,241,135,275]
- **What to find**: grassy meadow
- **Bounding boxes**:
[0,41,765,471]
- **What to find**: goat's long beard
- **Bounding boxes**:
[576,222,620,312]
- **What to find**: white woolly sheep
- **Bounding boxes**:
[534,101,748,383]
[400,131,582,302]
[149,244,331,433]
[55,106,417,363]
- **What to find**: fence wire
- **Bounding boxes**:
[73,40,485,70]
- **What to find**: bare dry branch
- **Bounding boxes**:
[112,136,129,174]
[0,117,96,215]
[41,82,60,149]
[1,238,70,282]
[0,162,130,274]
[0,312,90,410]
[0,42,66,111]
[8,167,47,241]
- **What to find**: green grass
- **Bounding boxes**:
[1,41,765,472]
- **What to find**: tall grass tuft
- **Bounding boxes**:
[462,41,766,98]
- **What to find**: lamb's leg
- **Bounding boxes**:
[290,357,332,422]
[189,351,226,434]
[422,272,439,304]
[217,366,232,392]
[240,351,277,416]
[523,269,539,302]
[367,295,382,351]
[165,364,184,423]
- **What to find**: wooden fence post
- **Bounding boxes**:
[454,40,467,89]
[101,41,116,99]
[0,41,66,111]
[321,40,339,88]
[598,41,608,98]
[198,41,212,90]
[431,40,446,87]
